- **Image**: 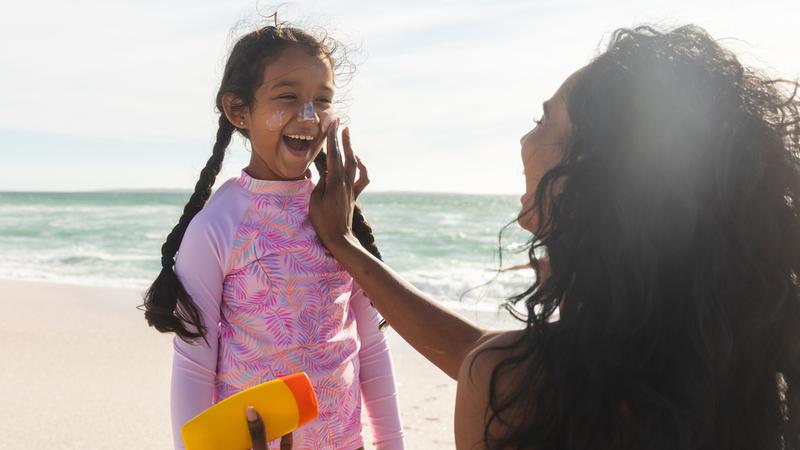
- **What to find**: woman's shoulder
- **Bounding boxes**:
[455,329,528,449]
[464,329,527,378]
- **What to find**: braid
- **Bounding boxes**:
[161,117,232,257]
[351,207,382,260]
[142,116,234,341]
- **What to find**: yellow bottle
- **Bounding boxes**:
[181,372,319,450]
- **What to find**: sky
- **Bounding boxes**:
[1,0,798,194]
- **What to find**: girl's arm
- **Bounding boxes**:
[351,285,405,449]
[170,215,226,449]
[310,125,497,379]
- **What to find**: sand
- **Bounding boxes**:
[0,279,522,449]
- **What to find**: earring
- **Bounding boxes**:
[239,120,245,126]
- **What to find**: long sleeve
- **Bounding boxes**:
[352,284,405,450]
[170,213,227,450]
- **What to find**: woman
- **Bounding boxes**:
[308,25,800,450]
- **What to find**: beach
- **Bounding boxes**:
[0,279,522,449]
[0,190,531,449]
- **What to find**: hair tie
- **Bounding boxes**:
[161,255,176,268]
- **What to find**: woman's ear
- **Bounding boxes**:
[222,93,248,129]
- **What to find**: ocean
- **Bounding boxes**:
[0,191,535,311]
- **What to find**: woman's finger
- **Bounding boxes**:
[279,432,294,450]
[313,154,327,198]
[325,118,343,189]
[342,127,357,185]
[246,407,267,450]
[354,156,370,198]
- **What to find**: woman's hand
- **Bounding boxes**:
[310,119,369,251]
[246,406,292,450]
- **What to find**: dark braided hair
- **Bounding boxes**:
[142,23,384,341]
[142,115,233,340]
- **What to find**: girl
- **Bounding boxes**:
[142,24,404,450]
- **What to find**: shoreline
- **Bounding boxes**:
[0,279,522,449]
[0,274,527,314]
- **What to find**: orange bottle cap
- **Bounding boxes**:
[282,372,319,426]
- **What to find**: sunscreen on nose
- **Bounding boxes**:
[181,372,319,450]
[298,101,315,121]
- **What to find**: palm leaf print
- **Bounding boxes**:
[282,251,318,276]
[224,327,264,363]
[263,308,295,348]
[253,194,272,211]
[226,275,250,303]
[216,182,369,449]
[296,302,319,344]
[313,375,345,406]
[338,386,359,426]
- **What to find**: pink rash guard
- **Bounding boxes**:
[170,170,404,450]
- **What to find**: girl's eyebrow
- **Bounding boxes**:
[270,79,334,93]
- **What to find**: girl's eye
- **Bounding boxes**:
[276,94,297,101]
[316,98,332,105]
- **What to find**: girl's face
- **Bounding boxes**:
[517,69,579,232]
[237,47,335,180]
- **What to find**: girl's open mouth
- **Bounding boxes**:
[283,134,316,155]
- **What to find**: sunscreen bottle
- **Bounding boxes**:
[181,372,318,450]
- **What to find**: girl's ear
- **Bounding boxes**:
[222,93,248,129]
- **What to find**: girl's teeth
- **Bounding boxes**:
[287,134,314,140]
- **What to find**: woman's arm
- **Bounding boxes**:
[311,123,497,379]
[332,235,496,379]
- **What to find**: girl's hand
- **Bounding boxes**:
[310,120,369,251]
[246,407,293,450]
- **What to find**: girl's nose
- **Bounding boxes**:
[297,101,319,123]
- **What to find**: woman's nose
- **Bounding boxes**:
[520,132,533,155]
[520,130,532,147]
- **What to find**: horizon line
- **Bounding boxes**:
[0,188,521,197]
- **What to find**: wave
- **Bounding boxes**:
[0,191,530,311]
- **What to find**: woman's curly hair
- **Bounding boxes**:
[485,25,800,450]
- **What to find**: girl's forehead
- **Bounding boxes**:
[262,47,333,88]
